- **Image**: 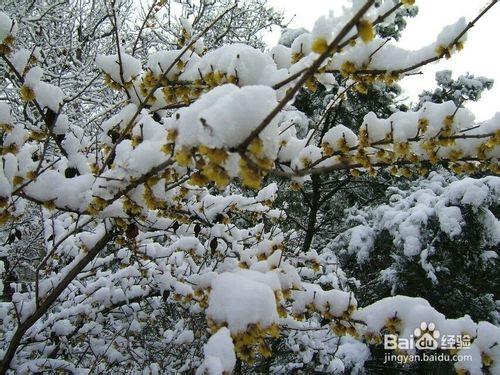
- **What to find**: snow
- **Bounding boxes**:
[174,330,194,345]
[330,172,500,280]
[20,67,65,110]
[0,12,17,42]
[322,125,358,151]
[292,283,356,318]
[180,44,286,87]
[269,45,292,69]
[325,17,468,73]
[345,225,376,263]
[101,103,138,140]
[52,319,75,336]
[17,359,82,374]
[277,28,308,47]
[0,260,4,296]
[11,48,40,73]
[147,49,199,80]
[206,271,279,334]
[0,102,12,125]
[179,17,193,36]
[291,33,313,58]
[295,145,323,169]
[278,125,312,163]
[24,67,43,87]
[1,3,499,374]
[436,205,463,237]
[436,17,467,46]
[168,84,280,156]
[34,82,65,111]
[312,16,334,41]
[96,52,142,84]
[455,322,500,375]
[360,112,387,142]
[354,295,479,350]
[24,171,93,212]
[196,327,236,375]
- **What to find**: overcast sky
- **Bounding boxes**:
[264,0,500,121]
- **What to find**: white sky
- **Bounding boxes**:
[263,0,500,121]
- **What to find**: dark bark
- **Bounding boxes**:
[301,174,321,253]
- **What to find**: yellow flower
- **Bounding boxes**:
[321,143,334,156]
[0,34,14,55]
[255,157,273,170]
[162,86,175,104]
[248,137,264,157]
[87,197,108,215]
[305,77,317,92]
[174,148,192,167]
[385,316,401,333]
[358,127,369,147]
[161,143,173,155]
[340,61,357,77]
[332,324,347,336]
[355,82,369,95]
[43,200,56,210]
[376,150,393,164]
[448,149,463,162]
[198,145,228,164]
[290,181,302,191]
[418,118,429,133]
[0,123,12,132]
[385,72,400,85]
[0,211,10,225]
[239,159,261,190]
[435,45,451,59]
[202,163,230,189]
[356,19,374,43]
[394,142,410,158]
[227,75,238,84]
[20,86,36,101]
[311,37,329,54]
[123,198,142,216]
[188,172,209,187]
[291,52,303,64]
[103,74,122,91]
[443,115,454,130]
[258,343,272,358]
[0,44,12,55]
[26,170,37,180]
[12,176,24,187]
[481,352,492,367]
[131,135,142,147]
[399,167,412,178]
[488,162,500,174]
[213,71,224,85]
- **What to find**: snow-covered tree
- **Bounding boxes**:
[0,0,499,374]
[418,70,494,108]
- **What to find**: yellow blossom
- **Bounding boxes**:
[311,37,329,54]
[356,19,374,43]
